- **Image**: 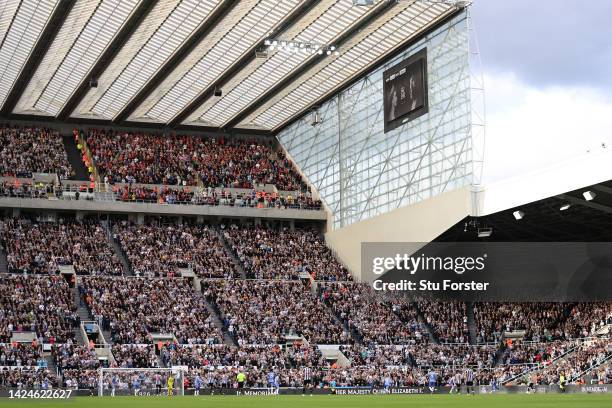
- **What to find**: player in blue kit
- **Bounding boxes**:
[194,374,202,396]
[268,370,276,391]
[428,370,438,394]
[111,375,118,397]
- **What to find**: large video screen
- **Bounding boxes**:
[383,48,428,133]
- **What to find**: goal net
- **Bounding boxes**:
[98,367,187,397]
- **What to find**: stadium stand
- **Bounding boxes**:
[203,279,351,345]
[85,130,306,191]
[112,221,236,278]
[79,277,222,344]
[223,225,351,281]
[0,126,73,179]
[0,275,78,343]
[0,217,123,275]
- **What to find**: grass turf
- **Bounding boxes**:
[1,394,611,408]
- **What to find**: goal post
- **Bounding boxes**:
[98,367,187,397]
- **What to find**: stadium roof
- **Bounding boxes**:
[438,149,612,242]
[0,0,463,134]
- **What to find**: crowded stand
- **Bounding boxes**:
[85,130,306,191]
[340,345,413,367]
[417,300,470,344]
[113,184,322,210]
[52,342,100,370]
[410,344,497,369]
[0,343,42,367]
[111,344,158,368]
[514,338,612,385]
[0,180,50,199]
[203,280,350,345]
[112,222,235,278]
[0,275,78,343]
[321,283,425,345]
[80,277,222,344]
[0,367,57,389]
[501,340,573,366]
[557,302,612,339]
[0,217,124,276]
[223,225,351,281]
[0,126,73,179]
[473,302,568,343]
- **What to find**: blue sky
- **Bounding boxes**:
[470,0,612,182]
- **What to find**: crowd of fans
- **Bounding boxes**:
[0,343,42,367]
[113,222,236,278]
[417,300,469,344]
[80,277,222,344]
[557,303,612,339]
[223,225,351,281]
[321,283,424,345]
[0,180,51,199]
[0,126,73,179]
[112,184,322,210]
[0,367,57,389]
[0,275,78,343]
[0,218,124,275]
[52,342,99,370]
[515,338,612,385]
[111,344,158,368]
[86,130,306,190]
[473,303,567,343]
[501,340,573,366]
[204,280,350,345]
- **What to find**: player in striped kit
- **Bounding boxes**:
[302,365,313,396]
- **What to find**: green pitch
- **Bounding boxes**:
[1,394,612,408]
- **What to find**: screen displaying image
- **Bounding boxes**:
[383,48,428,132]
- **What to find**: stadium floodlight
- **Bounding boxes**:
[512,210,524,220]
[560,204,571,211]
[583,191,597,201]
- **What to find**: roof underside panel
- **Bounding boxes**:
[241,1,453,130]
[183,0,375,128]
[14,0,141,116]
[131,0,301,124]
[1,0,460,132]
[73,0,221,120]
[0,0,59,110]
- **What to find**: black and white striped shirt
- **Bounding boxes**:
[303,367,312,381]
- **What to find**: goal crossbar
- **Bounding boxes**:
[98,367,187,397]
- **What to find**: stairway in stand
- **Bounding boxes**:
[101,220,132,276]
[203,297,237,347]
[466,301,478,345]
[0,246,8,273]
[62,135,89,181]
[217,228,247,278]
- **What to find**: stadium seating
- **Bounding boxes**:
[113,222,236,278]
[86,130,306,191]
[203,280,351,345]
[1,217,123,275]
[0,126,73,179]
[223,225,351,281]
[0,275,78,343]
[80,277,222,344]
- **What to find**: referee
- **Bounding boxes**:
[302,365,313,396]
